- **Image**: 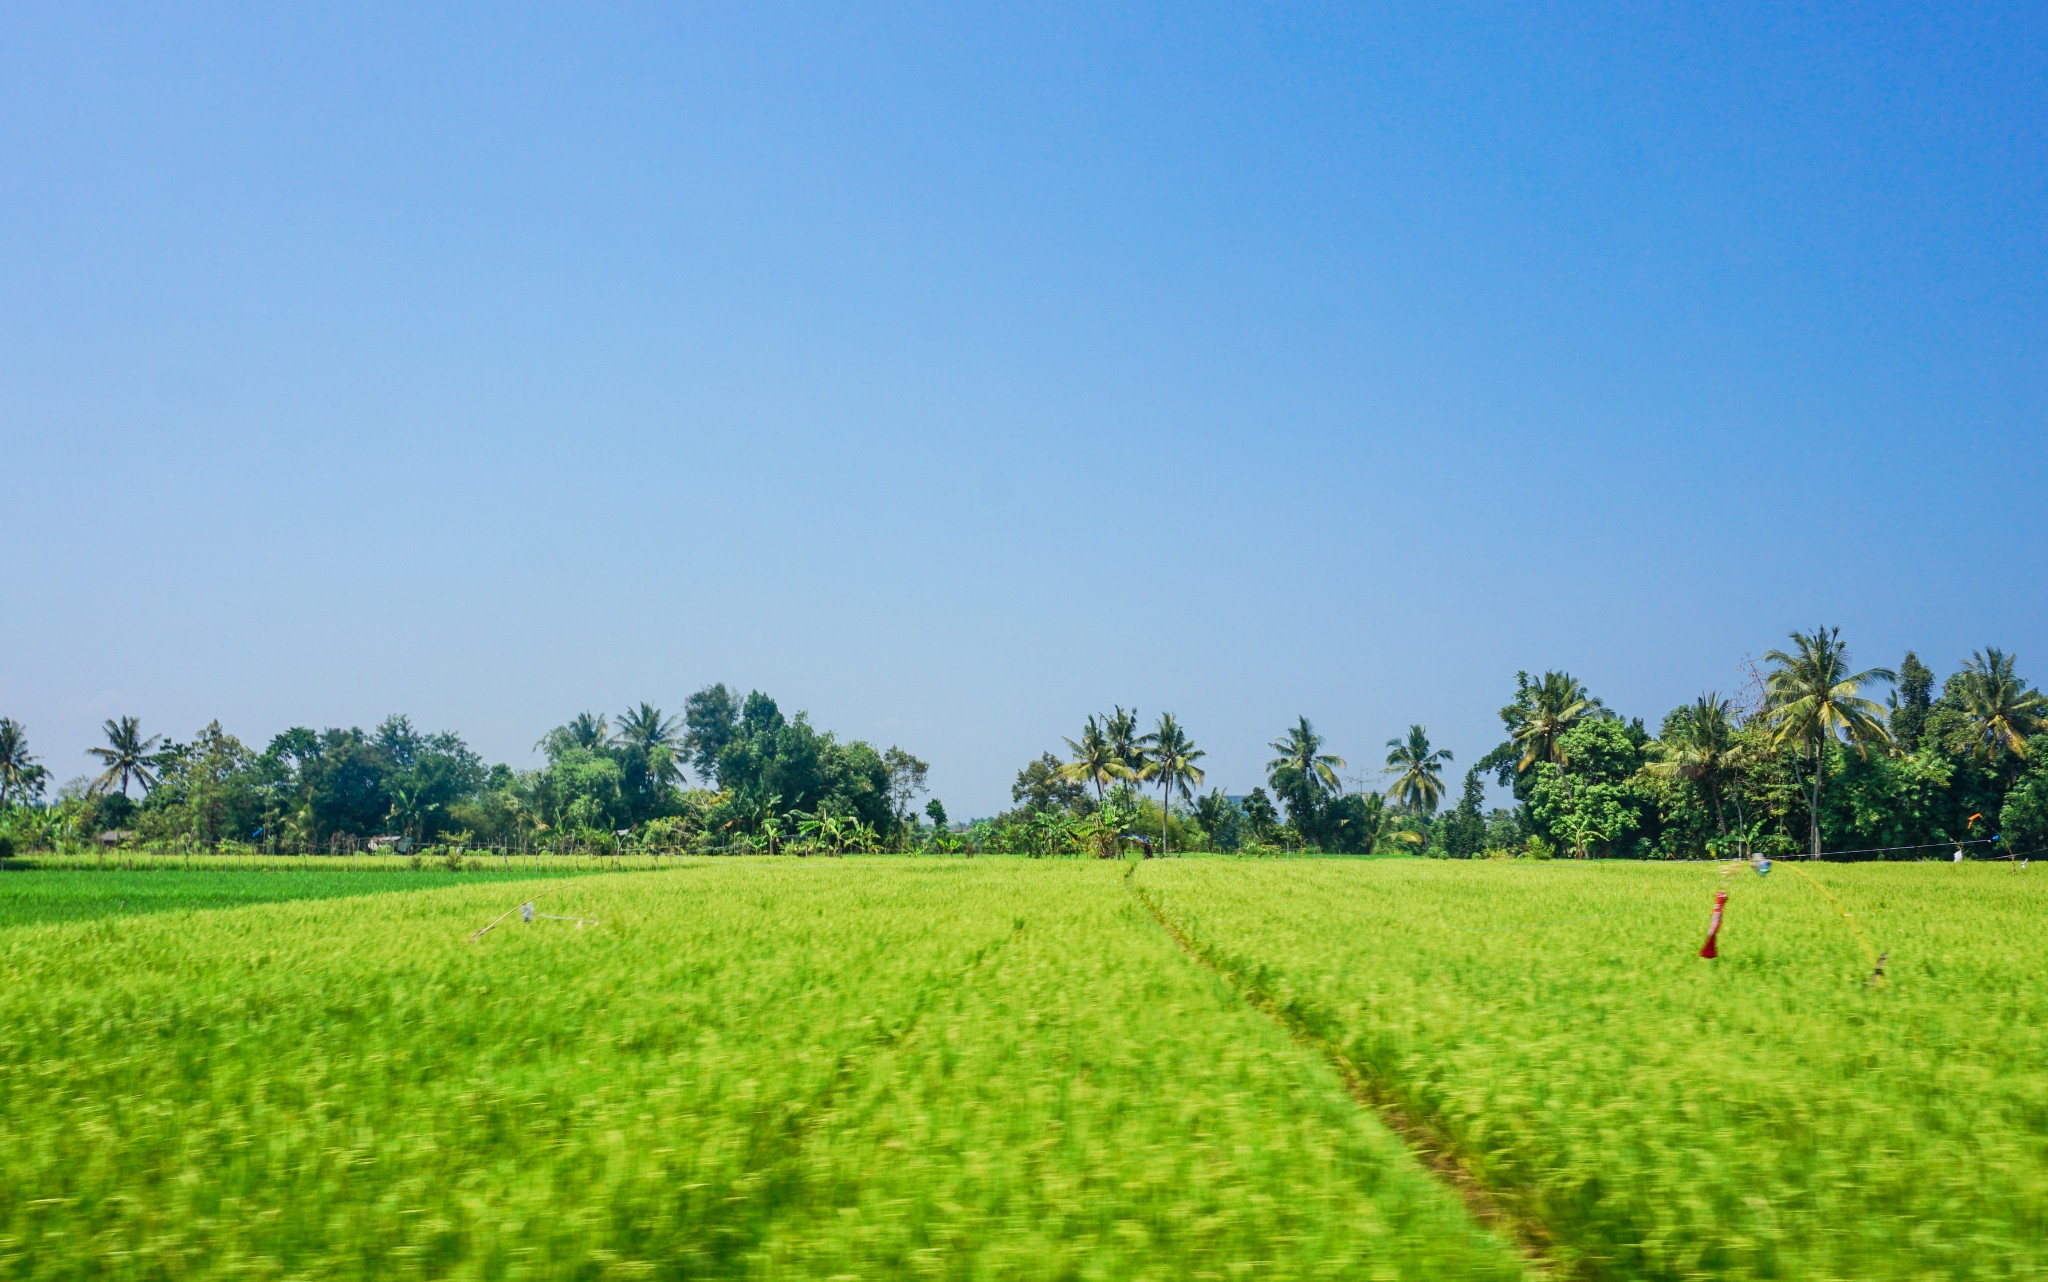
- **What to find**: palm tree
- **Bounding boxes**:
[1503,672,1609,857]
[1145,714,1207,858]
[1642,694,1747,839]
[537,712,610,761]
[1105,706,1148,782]
[1508,672,1606,772]
[1268,717,1345,792]
[1333,790,1419,855]
[1762,627,1895,856]
[0,719,38,806]
[1267,717,1346,843]
[88,717,162,797]
[1956,648,2047,760]
[1059,716,1130,801]
[615,702,685,787]
[1383,725,1453,813]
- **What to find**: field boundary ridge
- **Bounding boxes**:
[1126,868,1572,1281]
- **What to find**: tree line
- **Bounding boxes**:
[0,685,934,856]
[4,628,2045,859]
[978,628,2048,859]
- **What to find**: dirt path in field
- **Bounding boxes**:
[1126,866,1572,1281]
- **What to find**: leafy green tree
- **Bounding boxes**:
[149,721,265,846]
[682,684,742,784]
[1013,752,1088,814]
[1955,647,2047,761]
[88,716,162,797]
[1483,807,1524,852]
[924,797,949,834]
[1441,767,1487,858]
[0,719,44,806]
[1327,789,1409,855]
[1383,724,1452,813]
[1824,742,1958,855]
[1266,717,1345,846]
[1527,719,1650,857]
[1191,789,1243,852]
[1998,736,2048,855]
[1890,652,1935,752]
[296,729,396,839]
[1239,787,1279,844]
[698,692,894,838]
[538,748,628,834]
[883,746,930,827]
[1762,627,1895,856]
[1144,714,1206,857]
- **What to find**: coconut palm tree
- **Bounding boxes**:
[1144,713,1206,858]
[1762,627,1895,856]
[615,702,685,787]
[1105,706,1148,781]
[1268,717,1345,793]
[1956,647,2047,760]
[537,711,610,762]
[1267,717,1346,842]
[1508,672,1606,773]
[1059,716,1130,801]
[0,719,38,806]
[1642,693,1747,838]
[87,717,162,797]
[1383,724,1453,814]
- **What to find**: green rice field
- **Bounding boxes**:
[0,868,607,930]
[1,858,2041,1280]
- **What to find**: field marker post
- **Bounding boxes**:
[1700,890,1728,959]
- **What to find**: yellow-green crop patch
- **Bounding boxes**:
[0,861,1528,1281]
[1136,859,2048,1281]
[10,857,2042,1280]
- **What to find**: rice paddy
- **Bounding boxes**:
[1,858,2041,1279]
[1136,859,2048,1281]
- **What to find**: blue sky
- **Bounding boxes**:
[4,2,2044,815]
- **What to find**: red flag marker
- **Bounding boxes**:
[1700,890,1728,959]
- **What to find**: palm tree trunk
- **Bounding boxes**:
[1807,743,1823,858]
[1563,767,1585,858]
[1159,779,1170,859]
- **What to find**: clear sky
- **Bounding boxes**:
[4,2,2045,816]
